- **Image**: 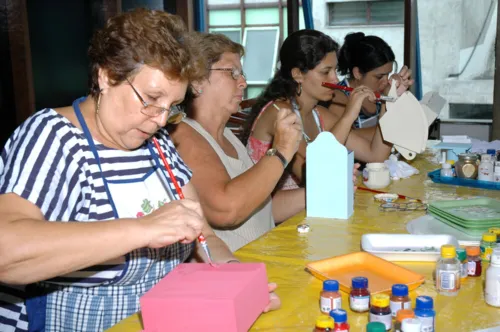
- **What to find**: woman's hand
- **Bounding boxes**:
[345,86,376,120]
[263,282,281,313]
[140,199,206,248]
[353,162,360,191]
[388,65,414,96]
[272,107,302,164]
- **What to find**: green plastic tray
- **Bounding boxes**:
[429,198,500,222]
[428,207,500,228]
[431,214,491,237]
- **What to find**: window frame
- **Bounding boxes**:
[327,0,405,27]
[241,26,280,85]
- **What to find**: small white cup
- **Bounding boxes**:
[363,163,391,189]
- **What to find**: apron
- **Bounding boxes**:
[24,97,193,331]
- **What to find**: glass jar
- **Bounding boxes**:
[349,277,370,313]
[480,233,497,262]
[466,246,482,277]
[455,153,478,179]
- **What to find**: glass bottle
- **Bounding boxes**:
[440,163,453,177]
[414,296,435,332]
[369,294,392,331]
[349,277,370,313]
[435,244,460,296]
[401,318,422,332]
[390,284,411,317]
[320,280,341,314]
[485,248,500,307]
[466,246,482,277]
[488,227,500,243]
[330,309,349,332]
[366,322,386,332]
[394,309,415,332]
[456,247,468,283]
[313,315,334,332]
[455,153,478,179]
[480,232,497,262]
[478,154,494,181]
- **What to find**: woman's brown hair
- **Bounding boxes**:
[88,8,206,98]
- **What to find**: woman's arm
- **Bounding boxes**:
[271,188,305,224]
[0,193,205,285]
[344,125,392,162]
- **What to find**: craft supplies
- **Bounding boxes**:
[320,280,341,314]
[363,163,391,189]
[414,296,435,332]
[456,248,468,282]
[435,245,460,296]
[478,154,494,181]
[480,232,497,262]
[369,294,392,331]
[390,284,411,317]
[349,277,370,313]
[373,193,398,203]
[330,309,350,332]
[366,322,386,332]
[488,227,500,243]
[313,315,334,332]
[485,248,500,307]
[440,163,453,178]
[466,246,482,277]
[401,318,422,332]
[394,310,415,332]
[455,153,479,179]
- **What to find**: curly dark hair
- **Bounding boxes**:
[241,29,339,144]
[88,8,206,98]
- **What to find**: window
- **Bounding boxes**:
[328,0,404,26]
[209,28,242,44]
[242,27,280,85]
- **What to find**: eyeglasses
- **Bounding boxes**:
[126,79,186,124]
[210,68,246,80]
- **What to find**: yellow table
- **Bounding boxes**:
[108,151,500,332]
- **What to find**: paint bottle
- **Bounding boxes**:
[488,227,500,243]
[456,247,468,283]
[349,277,370,313]
[389,284,411,317]
[369,294,392,331]
[478,154,494,181]
[435,244,460,296]
[485,248,500,307]
[480,232,497,262]
[401,318,422,332]
[414,296,435,332]
[366,322,386,332]
[393,309,415,332]
[320,280,341,314]
[330,309,349,332]
[466,246,482,277]
[313,315,333,332]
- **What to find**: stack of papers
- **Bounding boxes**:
[441,135,472,144]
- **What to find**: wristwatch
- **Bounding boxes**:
[265,148,288,168]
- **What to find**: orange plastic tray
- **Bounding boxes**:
[306,252,425,294]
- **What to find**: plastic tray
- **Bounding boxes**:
[305,252,425,294]
[361,234,459,262]
[428,169,500,191]
[429,198,500,222]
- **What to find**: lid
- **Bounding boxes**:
[329,309,347,323]
[487,149,496,155]
[456,247,466,261]
[458,153,478,161]
[446,159,455,165]
[466,246,480,256]
[442,163,451,169]
[401,318,422,332]
[315,315,334,329]
[482,233,497,242]
[323,280,339,292]
[489,227,500,235]
[352,276,368,289]
[481,154,492,161]
[440,244,456,258]
[396,309,415,322]
[366,322,386,332]
[415,296,434,310]
[371,293,390,307]
[392,284,409,297]
[491,248,500,266]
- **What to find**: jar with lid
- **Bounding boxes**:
[349,277,370,313]
[414,296,435,332]
[435,244,460,296]
[478,154,494,181]
[455,153,478,179]
[401,318,422,332]
[480,232,497,262]
[456,247,468,282]
[485,248,500,307]
[320,280,341,314]
[488,227,500,243]
[394,309,415,332]
[440,163,453,178]
[390,284,411,317]
[466,246,482,277]
[330,309,350,332]
[366,322,386,332]
[313,315,334,332]
[369,294,392,331]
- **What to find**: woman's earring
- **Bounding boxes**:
[96,92,102,114]
[198,89,203,95]
[297,83,302,96]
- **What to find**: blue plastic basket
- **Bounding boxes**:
[428,169,500,191]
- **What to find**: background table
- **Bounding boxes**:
[108,150,500,332]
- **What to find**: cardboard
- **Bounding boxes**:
[140,263,269,332]
[306,132,354,219]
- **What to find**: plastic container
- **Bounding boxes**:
[369,294,392,331]
[435,245,460,296]
[489,227,500,243]
[394,309,415,332]
[313,315,334,332]
[440,163,453,178]
[330,309,350,332]
[414,296,435,332]
[455,153,478,179]
[480,233,497,262]
[466,246,482,277]
[456,248,468,282]
[366,322,386,332]
[390,284,411,317]
[478,154,494,181]
[349,277,370,313]
[401,318,422,332]
[485,248,500,307]
[320,280,341,314]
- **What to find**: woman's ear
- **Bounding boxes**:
[191,81,204,96]
[291,67,303,84]
[97,68,112,94]
[353,67,363,81]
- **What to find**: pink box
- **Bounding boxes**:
[140,263,269,332]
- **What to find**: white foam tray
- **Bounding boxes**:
[361,233,459,262]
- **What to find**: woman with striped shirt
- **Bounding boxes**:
[0,9,278,332]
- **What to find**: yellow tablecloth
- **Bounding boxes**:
[108,151,500,332]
